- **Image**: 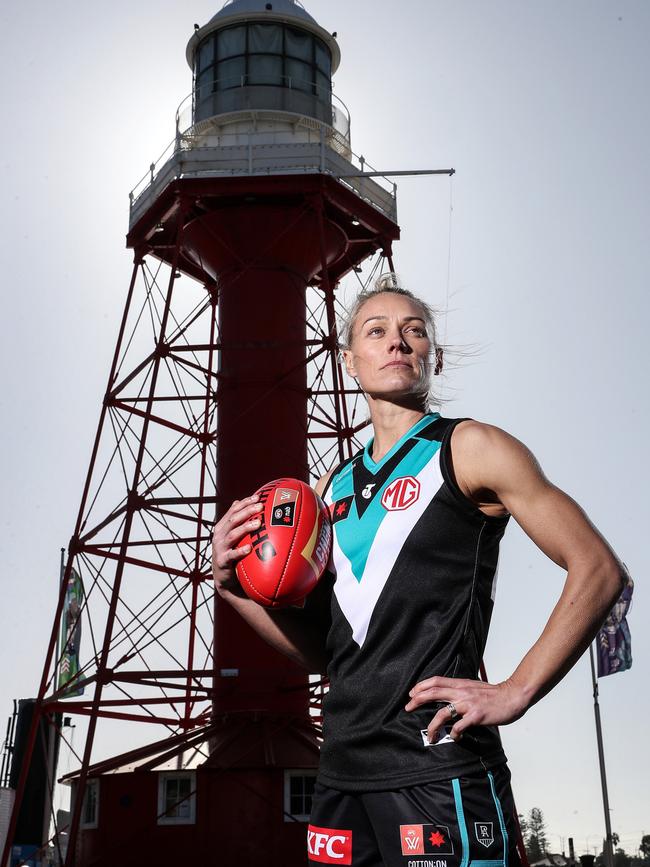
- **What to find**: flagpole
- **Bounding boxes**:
[55,548,65,673]
[41,548,67,864]
[589,642,614,867]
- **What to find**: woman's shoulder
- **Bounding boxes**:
[448,418,529,458]
[447,418,542,518]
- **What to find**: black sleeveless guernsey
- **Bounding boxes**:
[315,414,510,791]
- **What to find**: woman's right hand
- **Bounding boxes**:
[211,494,264,596]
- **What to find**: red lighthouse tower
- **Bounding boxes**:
[3,2,413,865]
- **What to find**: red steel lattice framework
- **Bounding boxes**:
[3,171,401,866]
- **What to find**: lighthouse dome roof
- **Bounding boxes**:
[210,0,317,25]
[187,0,340,72]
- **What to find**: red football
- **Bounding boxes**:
[235,478,332,608]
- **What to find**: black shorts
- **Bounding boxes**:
[307,765,522,867]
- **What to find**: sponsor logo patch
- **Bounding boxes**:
[400,824,454,856]
[475,822,494,848]
[330,496,353,524]
[271,487,298,527]
[381,476,421,511]
[420,728,454,747]
[307,825,352,864]
[361,483,376,500]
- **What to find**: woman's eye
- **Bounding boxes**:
[367,327,384,336]
[405,327,427,337]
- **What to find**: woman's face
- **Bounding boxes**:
[343,293,433,403]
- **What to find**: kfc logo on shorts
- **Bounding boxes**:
[400,824,454,856]
[307,825,353,864]
[381,476,421,511]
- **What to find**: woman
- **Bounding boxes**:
[212,276,625,867]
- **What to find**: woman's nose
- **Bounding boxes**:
[388,330,411,353]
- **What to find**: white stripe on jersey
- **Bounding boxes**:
[330,451,445,647]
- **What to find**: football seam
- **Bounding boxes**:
[238,559,273,604]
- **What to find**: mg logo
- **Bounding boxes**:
[381,476,421,511]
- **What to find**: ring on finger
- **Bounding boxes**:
[446,702,459,722]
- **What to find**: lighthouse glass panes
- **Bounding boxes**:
[194,23,332,121]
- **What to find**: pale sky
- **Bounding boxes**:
[0,0,647,856]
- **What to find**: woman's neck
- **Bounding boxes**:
[367,401,429,462]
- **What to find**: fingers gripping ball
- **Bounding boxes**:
[235,479,332,608]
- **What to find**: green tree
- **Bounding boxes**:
[518,813,530,846]
[526,808,548,862]
[640,836,650,861]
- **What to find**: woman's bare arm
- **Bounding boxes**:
[405,422,625,741]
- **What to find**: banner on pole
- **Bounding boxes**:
[597,573,633,678]
[58,567,84,695]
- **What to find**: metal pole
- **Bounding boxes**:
[314,193,346,465]
[54,549,65,694]
[41,549,66,861]
[319,125,325,173]
[589,643,614,867]
[0,705,16,787]
[337,168,455,178]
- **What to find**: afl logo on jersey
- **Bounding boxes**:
[381,476,421,511]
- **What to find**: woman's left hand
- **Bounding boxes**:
[404,675,529,743]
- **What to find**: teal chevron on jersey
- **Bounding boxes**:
[332,414,443,584]
[362,412,440,472]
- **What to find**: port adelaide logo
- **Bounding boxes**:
[381,475,420,511]
[475,822,494,847]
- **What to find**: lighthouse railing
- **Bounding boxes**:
[129,142,396,226]
[180,75,351,142]
[128,81,396,224]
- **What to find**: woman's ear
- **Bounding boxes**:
[342,349,357,379]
